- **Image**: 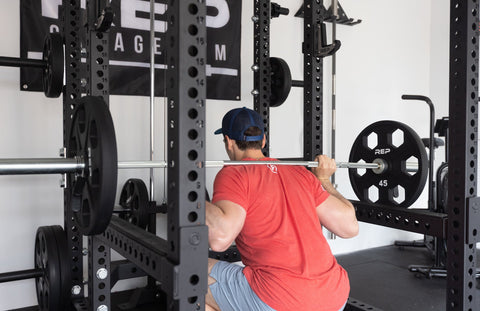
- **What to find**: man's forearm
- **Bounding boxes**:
[318,177,354,209]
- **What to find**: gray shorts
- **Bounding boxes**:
[209,261,347,311]
[209,261,275,311]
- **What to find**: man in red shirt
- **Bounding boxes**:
[206,107,358,311]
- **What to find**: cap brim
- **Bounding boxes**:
[214,128,223,135]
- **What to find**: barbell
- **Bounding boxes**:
[0,96,428,235]
[0,33,64,98]
[0,157,418,174]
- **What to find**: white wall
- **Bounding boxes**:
[0,0,450,309]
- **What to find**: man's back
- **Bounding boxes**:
[212,158,350,311]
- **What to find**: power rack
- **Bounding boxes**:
[63,0,208,310]
[254,1,478,310]
[58,1,478,311]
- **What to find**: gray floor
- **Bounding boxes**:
[337,245,479,311]
[15,245,479,311]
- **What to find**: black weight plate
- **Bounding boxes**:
[119,178,150,229]
[269,57,292,107]
[348,120,428,207]
[34,226,67,311]
[67,96,118,235]
[49,225,71,308]
[42,33,64,98]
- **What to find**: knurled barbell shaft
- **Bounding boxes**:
[0,158,419,175]
[0,56,47,69]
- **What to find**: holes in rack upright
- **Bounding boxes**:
[188,88,198,98]
[188,171,198,181]
[188,25,198,36]
[188,67,198,77]
[188,212,198,222]
[188,3,198,15]
[188,46,198,57]
[188,129,198,140]
[188,150,198,161]
[188,191,198,202]
[190,274,199,285]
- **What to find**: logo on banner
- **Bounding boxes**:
[21,0,241,99]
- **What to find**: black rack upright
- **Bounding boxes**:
[62,0,208,310]
[446,1,479,310]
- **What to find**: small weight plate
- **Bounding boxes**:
[34,226,69,311]
[67,96,118,235]
[42,33,64,98]
[348,120,428,207]
[119,178,150,229]
[49,225,71,307]
[269,57,292,107]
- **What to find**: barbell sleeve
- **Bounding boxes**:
[0,158,84,175]
[0,268,43,283]
[291,80,304,87]
[0,56,47,69]
[0,158,420,175]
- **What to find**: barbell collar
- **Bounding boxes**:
[0,56,46,69]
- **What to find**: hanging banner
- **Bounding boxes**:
[20,0,241,100]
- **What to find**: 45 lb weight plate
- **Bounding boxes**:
[67,96,118,235]
[348,120,428,207]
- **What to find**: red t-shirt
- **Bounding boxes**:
[212,158,350,311]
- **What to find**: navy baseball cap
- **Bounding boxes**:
[214,107,264,141]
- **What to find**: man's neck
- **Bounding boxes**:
[236,149,265,161]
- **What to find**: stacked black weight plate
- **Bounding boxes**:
[119,178,150,229]
[34,225,70,311]
[42,33,64,98]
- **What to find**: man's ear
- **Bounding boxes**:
[261,134,266,148]
[224,135,234,150]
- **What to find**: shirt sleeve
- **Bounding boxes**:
[311,172,330,206]
[212,167,250,212]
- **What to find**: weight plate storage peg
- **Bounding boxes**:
[348,120,428,207]
[67,96,118,235]
[119,178,150,229]
[269,57,292,107]
[42,33,64,98]
[34,225,70,311]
